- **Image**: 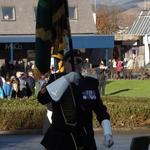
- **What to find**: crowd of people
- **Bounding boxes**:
[83,56,138,80]
[0,55,139,100]
[106,57,137,80]
[0,71,36,100]
[80,56,138,96]
[0,60,36,99]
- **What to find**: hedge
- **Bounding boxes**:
[93,96,150,128]
[0,96,150,131]
[0,96,46,131]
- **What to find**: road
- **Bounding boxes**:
[0,129,149,150]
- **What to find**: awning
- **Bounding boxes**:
[0,35,35,43]
[0,34,114,48]
[72,34,114,48]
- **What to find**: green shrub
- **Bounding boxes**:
[93,96,150,128]
[0,96,46,131]
[0,96,150,131]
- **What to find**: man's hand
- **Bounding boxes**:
[46,73,80,102]
[104,134,114,148]
[64,72,80,85]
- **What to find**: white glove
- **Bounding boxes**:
[101,119,114,148]
[104,134,114,148]
[46,72,80,102]
[46,76,69,102]
[64,72,80,85]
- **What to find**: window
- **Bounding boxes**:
[69,6,78,20]
[34,7,37,20]
[2,7,16,21]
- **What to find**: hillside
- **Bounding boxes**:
[118,1,150,27]
[94,1,150,27]
[91,0,149,10]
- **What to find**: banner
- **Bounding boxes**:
[35,0,68,74]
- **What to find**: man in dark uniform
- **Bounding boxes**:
[38,50,114,150]
[38,50,87,150]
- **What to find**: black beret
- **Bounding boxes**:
[63,49,81,61]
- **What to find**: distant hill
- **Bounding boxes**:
[90,0,148,10]
[93,1,150,27]
[118,1,150,27]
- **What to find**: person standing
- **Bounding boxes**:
[96,60,107,96]
[3,77,12,100]
[26,71,36,97]
[38,50,87,150]
[126,57,134,79]
[38,50,114,150]
[83,58,91,74]
[10,76,18,99]
[116,59,123,79]
[112,59,117,79]
[17,73,27,98]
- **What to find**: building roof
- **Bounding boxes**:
[0,0,96,35]
[128,10,150,36]
[69,0,96,34]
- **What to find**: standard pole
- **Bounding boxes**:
[65,0,75,71]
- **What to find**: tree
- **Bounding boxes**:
[96,6,121,34]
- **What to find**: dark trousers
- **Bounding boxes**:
[41,126,88,150]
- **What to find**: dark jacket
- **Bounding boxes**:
[78,76,110,150]
[38,73,87,150]
[38,73,110,150]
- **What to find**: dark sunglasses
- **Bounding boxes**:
[68,57,83,65]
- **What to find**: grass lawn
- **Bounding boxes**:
[105,79,150,97]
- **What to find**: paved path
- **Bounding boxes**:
[0,129,150,150]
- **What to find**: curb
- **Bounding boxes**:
[0,127,149,135]
[0,129,42,135]
[94,127,150,134]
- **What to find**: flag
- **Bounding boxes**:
[35,0,68,74]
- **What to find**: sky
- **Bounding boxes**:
[90,0,145,9]
[91,0,143,4]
